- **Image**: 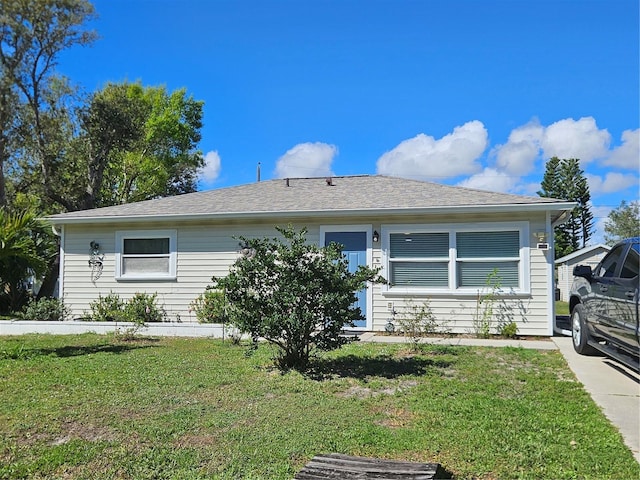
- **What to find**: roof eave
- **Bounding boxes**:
[554,243,612,264]
[47,201,577,225]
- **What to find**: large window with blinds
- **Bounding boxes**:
[456,231,520,287]
[115,230,177,280]
[384,223,529,293]
[389,232,449,287]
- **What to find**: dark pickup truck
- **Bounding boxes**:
[569,237,639,372]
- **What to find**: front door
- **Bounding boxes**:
[323,230,369,328]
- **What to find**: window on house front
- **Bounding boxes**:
[383,223,529,293]
[115,230,176,280]
[389,232,449,287]
[456,231,520,287]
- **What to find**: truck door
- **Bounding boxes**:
[605,243,639,356]
[590,244,628,339]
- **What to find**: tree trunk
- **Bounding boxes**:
[37,253,60,299]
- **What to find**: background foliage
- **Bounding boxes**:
[538,157,594,259]
[604,200,640,245]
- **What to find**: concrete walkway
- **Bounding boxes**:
[361,333,640,463]
[359,332,558,350]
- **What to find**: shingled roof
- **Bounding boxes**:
[48,175,574,224]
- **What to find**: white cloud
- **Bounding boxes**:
[457,167,516,193]
[199,150,221,182]
[519,182,543,196]
[376,120,488,179]
[605,129,640,170]
[494,120,544,175]
[275,142,337,178]
[541,117,610,163]
[586,172,639,195]
[590,205,614,246]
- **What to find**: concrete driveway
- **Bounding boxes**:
[553,336,640,463]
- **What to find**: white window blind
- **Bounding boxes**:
[389,233,449,287]
[383,224,528,293]
[456,231,520,287]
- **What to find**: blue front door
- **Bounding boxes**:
[324,231,368,328]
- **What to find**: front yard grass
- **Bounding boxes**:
[556,301,570,316]
[0,334,638,479]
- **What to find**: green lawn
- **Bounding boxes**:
[556,301,570,316]
[0,334,637,480]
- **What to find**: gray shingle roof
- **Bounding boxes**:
[48,175,573,223]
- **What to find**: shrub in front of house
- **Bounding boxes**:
[19,297,69,321]
[190,289,227,323]
[89,292,126,322]
[88,292,167,324]
[124,292,167,324]
[212,225,385,371]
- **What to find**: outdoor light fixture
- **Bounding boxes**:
[373,230,379,243]
[534,232,550,250]
[533,231,548,243]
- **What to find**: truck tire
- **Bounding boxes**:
[571,304,596,355]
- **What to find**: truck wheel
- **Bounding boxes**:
[571,304,596,355]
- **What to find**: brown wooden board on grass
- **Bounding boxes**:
[295,453,449,479]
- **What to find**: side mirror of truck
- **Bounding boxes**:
[573,265,593,279]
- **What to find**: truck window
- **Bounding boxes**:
[597,245,626,278]
[620,248,639,279]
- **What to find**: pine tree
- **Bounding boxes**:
[538,157,594,258]
[537,156,562,198]
[575,173,594,247]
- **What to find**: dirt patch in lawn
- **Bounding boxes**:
[337,380,418,399]
[49,419,118,446]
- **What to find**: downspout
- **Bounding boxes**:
[51,224,64,300]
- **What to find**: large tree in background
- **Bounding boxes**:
[604,200,640,245]
[78,82,205,209]
[0,70,20,207]
[538,157,594,258]
[1,1,206,303]
[0,0,97,211]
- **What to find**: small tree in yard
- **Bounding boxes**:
[212,225,385,371]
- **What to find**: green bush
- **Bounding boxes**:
[397,299,440,352]
[123,292,167,324]
[498,321,519,338]
[89,292,126,322]
[190,289,227,323]
[19,297,69,321]
[87,292,167,324]
[212,225,385,371]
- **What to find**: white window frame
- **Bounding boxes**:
[115,229,177,281]
[381,222,530,296]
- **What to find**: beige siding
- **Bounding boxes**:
[369,214,553,336]
[60,212,555,335]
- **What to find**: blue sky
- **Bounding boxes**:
[58,0,639,242]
